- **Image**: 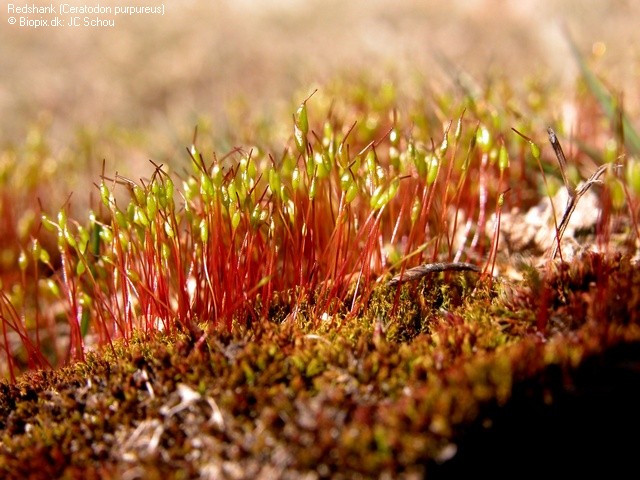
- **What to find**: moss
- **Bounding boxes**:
[0,253,638,477]
[2,49,640,476]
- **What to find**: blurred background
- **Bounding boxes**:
[1,0,639,198]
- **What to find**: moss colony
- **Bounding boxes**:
[1,57,640,478]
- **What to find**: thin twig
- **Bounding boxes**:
[387,262,481,286]
[548,125,625,259]
[547,127,590,259]
[547,127,575,196]
[550,163,614,259]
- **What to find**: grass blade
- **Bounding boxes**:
[565,29,640,154]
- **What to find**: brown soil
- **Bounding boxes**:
[1,253,639,478]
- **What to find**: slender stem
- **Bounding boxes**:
[388,261,480,286]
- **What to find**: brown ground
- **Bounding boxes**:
[2,253,640,479]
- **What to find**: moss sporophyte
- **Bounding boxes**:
[1,56,640,476]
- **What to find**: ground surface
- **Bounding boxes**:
[1,253,640,478]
